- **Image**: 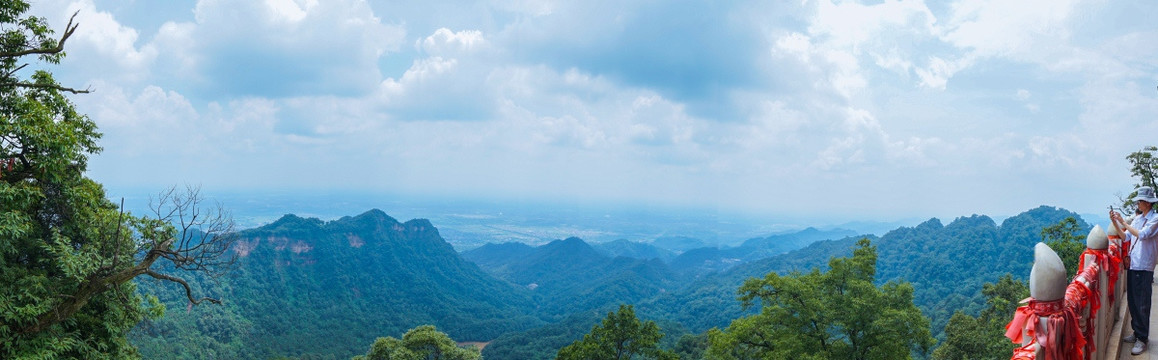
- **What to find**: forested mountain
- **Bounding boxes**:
[738,227,858,260]
[131,210,540,359]
[458,242,536,275]
[661,227,864,278]
[651,236,708,252]
[129,205,1088,358]
[641,205,1084,340]
[465,237,680,318]
[594,239,676,262]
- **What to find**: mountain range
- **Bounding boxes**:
[129,205,1087,359]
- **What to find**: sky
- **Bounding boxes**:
[27,0,1158,222]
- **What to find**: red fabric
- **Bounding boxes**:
[1005,297,1086,360]
[1066,269,1100,360]
[1078,248,1119,306]
[1011,344,1037,360]
[1117,234,1132,270]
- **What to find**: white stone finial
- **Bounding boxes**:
[1107,221,1122,237]
[1029,242,1068,301]
[1086,225,1108,250]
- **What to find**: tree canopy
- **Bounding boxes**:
[706,238,935,360]
[557,304,677,360]
[353,325,481,360]
[932,274,1028,360]
[0,2,234,358]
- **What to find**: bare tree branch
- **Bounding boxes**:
[144,270,221,305]
[0,11,79,58]
[20,186,237,334]
[0,81,91,93]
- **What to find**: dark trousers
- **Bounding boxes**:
[1129,269,1155,342]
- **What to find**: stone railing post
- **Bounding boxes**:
[1007,223,1128,360]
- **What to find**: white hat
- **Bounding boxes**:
[1134,186,1158,203]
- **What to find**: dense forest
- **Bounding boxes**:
[121,205,1084,359]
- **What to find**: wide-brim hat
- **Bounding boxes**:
[1134,186,1158,203]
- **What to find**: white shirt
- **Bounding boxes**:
[1128,209,1158,271]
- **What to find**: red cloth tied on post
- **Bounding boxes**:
[1011,344,1037,360]
[1078,247,1119,306]
[1067,268,1100,360]
[1005,297,1086,360]
[1113,234,1131,269]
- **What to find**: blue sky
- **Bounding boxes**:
[31,0,1158,222]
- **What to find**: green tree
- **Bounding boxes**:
[1128,146,1157,190]
[706,238,934,360]
[0,3,235,358]
[557,304,678,360]
[932,274,1028,360]
[1120,145,1158,212]
[673,333,707,360]
[353,325,481,360]
[1040,216,1085,279]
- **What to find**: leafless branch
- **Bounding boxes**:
[148,185,238,278]
[21,186,237,334]
[144,270,221,305]
[0,11,79,58]
[0,81,91,93]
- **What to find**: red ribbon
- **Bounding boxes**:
[1079,248,1119,307]
[1114,234,1131,269]
[1066,268,1100,359]
[1011,344,1036,360]
[1005,297,1086,360]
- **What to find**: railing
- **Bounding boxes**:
[1005,226,1128,360]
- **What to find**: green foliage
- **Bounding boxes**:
[706,238,934,360]
[1128,146,1158,190]
[0,3,142,358]
[482,310,604,360]
[1122,145,1158,212]
[672,333,707,360]
[463,237,679,319]
[931,274,1028,360]
[557,304,677,360]
[1040,217,1086,279]
[132,210,540,359]
[353,325,481,360]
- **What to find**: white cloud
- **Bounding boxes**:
[35,0,1156,220]
[941,0,1079,59]
[419,28,488,55]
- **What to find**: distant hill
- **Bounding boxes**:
[593,239,676,262]
[661,227,864,278]
[739,227,858,260]
[459,242,536,278]
[463,237,679,318]
[131,209,540,359]
[652,236,708,253]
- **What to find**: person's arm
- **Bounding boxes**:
[1125,214,1158,240]
[1112,211,1134,238]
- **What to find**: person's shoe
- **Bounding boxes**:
[1133,341,1147,355]
[1126,334,1138,343]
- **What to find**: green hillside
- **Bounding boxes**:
[465,237,680,318]
[129,205,1088,358]
[131,210,540,359]
[642,205,1084,340]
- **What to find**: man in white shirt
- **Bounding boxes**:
[1114,186,1158,355]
